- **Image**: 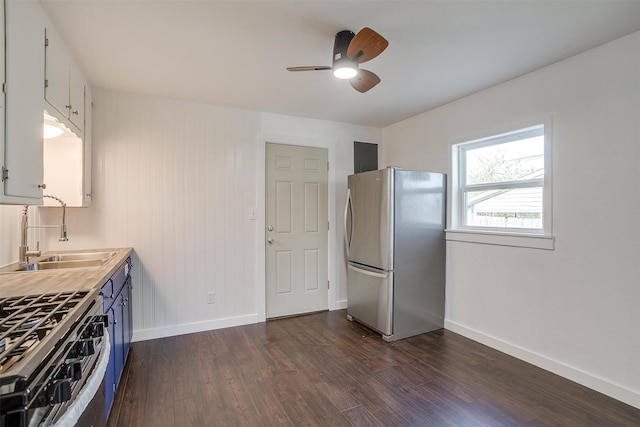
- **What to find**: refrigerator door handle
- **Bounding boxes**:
[344,188,352,257]
[348,263,388,279]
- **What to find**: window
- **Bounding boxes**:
[450,123,553,248]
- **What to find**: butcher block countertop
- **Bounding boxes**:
[0,248,133,298]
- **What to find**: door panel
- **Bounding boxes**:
[276,251,292,294]
[276,181,292,232]
[304,182,319,232]
[304,249,319,290]
[347,168,393,270]
[346,263,393,336]
[266,143,328,318]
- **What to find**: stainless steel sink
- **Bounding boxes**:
[16,259,108,271]
[38,251,117,263]
[0,251,117,273]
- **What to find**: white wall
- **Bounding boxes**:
[0,205,22,265]
[30,90,379,342]
[381,32,640,408]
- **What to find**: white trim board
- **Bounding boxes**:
[444,319,640,409]
[132,313,261,342]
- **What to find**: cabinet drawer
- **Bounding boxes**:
[100,279,114,311]
[111,258,130,296]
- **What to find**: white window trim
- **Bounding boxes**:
[447,118,554,250]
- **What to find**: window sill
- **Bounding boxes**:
[445,229,555,250]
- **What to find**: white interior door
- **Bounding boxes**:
[266,143,328,318]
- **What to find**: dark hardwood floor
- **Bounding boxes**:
[107,309,639,426]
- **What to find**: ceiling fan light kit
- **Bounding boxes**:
[287,27,388,93]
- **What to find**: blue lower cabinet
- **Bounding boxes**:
[104,308,116,416]
[113,292,125,389]
[122,277,132,362]
[101,257,132,421]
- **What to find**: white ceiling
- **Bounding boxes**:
[40,0,640,128]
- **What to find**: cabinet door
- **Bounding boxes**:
[2,0,46,203]
[0,3,4,176]
[105,307,116,418]
[113,293,125,389]
[44,25,70,121]
[122,278,132,361]
[69,61,85,132]
[83,84,92,206]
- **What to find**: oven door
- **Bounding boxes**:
[50,329,110,427]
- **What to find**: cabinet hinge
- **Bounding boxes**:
[327,162,330,171]
[2,82,5,93]
[44,37,49,47]
[2,167,8,182]
[327,221,330,230]
[327,280,330,289]
[44,79,48,88]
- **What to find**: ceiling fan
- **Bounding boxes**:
[287,27,389,93]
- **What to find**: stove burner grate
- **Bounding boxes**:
[0,291,89,375]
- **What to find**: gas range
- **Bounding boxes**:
[0,290,107,426]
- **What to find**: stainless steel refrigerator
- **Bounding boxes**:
[344,167,446,341]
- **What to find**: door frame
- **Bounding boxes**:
[256,133,338,322]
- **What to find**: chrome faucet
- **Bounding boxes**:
[19,205,41,264]
[19,195,68,265]
[43,195,68,242]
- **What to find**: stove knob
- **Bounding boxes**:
[82,339,95,356]
[71,339,95,357]
[81,321,105,339]
[94,322,105,337]
[56,361,82,381]
[47,379,72,405]
[69,361,82,381]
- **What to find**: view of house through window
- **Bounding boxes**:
[455,124,546,232]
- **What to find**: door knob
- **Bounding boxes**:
[267,238,274,244]
[267,225,274,232]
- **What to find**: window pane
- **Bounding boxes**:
[465,135,544,185]
[465,187,543,229]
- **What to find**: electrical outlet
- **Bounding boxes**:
[207,292,216,304]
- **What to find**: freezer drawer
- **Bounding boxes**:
[346,263,393,337]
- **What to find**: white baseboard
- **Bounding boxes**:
[445,319,640,409]
[133,304,349,343]
[132,313,260,342]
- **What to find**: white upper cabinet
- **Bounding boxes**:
[0,1,92,207]
[42,21,92,207]
[45,25,87,133]
[83,85,92,206]
[1,0,47,204]
[0,3,4,186]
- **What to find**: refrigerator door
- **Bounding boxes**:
[346,168,394,270]
[392,170,447,339]
[346,262,393,337]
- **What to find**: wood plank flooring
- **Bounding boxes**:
[107,309,639,426]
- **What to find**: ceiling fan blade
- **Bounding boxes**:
[286,66,332,72]
[350,69,380,93]
[347,27,389,63]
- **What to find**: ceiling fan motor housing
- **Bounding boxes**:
[333,30,356,67]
